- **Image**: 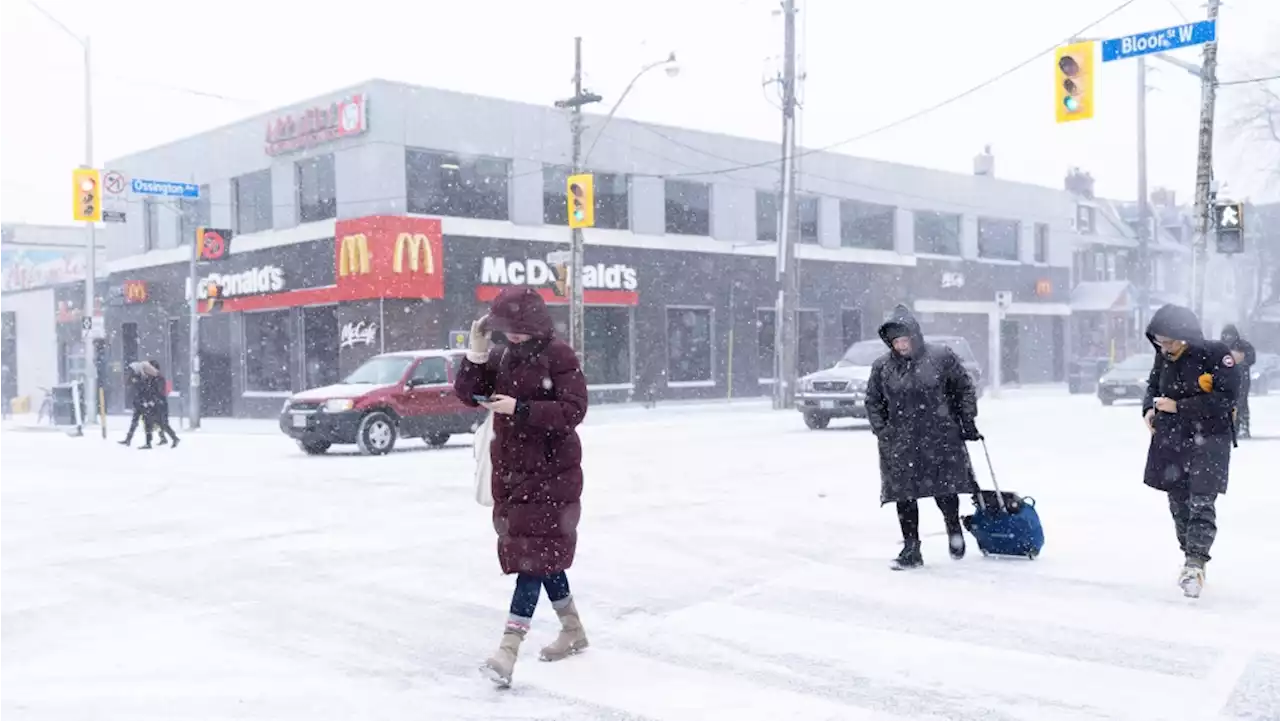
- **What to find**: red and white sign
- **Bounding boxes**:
[1222,354,1235,368]
[265,94,368,156]
[103,171,126,195]
[475,256,639,305]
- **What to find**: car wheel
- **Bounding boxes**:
[425,432,450,447]
[357,411,398,455]
[298,439,331,455]
[1100,398,1114,406]
[803,412,830,430]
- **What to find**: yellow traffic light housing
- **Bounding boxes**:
[72,168,102,222]
[567,173,595,229]
[1055,41,1095,124]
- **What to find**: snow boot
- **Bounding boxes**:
[539,597,589,661]
[891,540,923,571]
[948,532,966,560]
[1178,561,1206,599]
[481,624,527,688]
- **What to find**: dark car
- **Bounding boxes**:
[796,335,984,429]
[1097,354,1154,406]
[280,350,485,455]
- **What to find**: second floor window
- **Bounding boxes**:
[914,210,961,255]
[1034,223,1049,263]
[756,192,819,243]
[177,185,211,246]
[543,167,629,230]
[839,199,895,250]
[978,217,1019,261]
[297,154,336,223]
[143,198,160,251]
[665,180,710,236]
[233,169,273,234]
[406,149,510,221]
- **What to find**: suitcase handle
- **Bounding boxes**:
[972,437,1010,514]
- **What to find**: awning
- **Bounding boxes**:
[1070,281,1135,312]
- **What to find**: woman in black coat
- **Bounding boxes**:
[865,306,981,570]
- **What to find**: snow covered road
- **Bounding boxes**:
[5,391,1280,720]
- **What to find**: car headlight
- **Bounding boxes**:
[324,398,354,413]
[1251,371,1261,380]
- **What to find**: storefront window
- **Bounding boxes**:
[233,169,274,234]
[757,192,819,243]
[757,309,776,379]
[243,310,293,392]
[757,309,819,377]
[144,198,160,251]
[584,307,631,385]
[914,210,961,256]
[303,306,339,389]
[297,154,337,223]
[177,186,210,247]
[543,166,629,230]
[666,307,713,383]
[978,217,1020,260]
[168,318,187,393]
[839,199,895,250]
[406,149,510,221]
[665,180,710,236]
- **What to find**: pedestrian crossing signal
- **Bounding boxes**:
[1055,42,1095,123]
[567,173,595,229]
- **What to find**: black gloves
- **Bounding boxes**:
[960,420,983,442]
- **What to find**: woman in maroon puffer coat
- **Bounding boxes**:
[454,287,589,688]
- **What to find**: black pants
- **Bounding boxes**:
[897,494,962,542]
[144,404,178,445]
[123,407,149,443]
[507,572,571,626]
[1237,396,1251,438]
[1168,488,1218,564]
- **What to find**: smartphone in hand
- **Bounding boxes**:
[473,395,493,404]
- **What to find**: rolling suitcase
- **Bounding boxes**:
[961,438,1045,559]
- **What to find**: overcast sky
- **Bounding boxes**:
[2,0,1277,227]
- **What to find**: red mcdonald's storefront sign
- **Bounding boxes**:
[212,216,444,313]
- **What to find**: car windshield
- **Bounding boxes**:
[1114,355,1154,371]
[837,340,887,367]
[930,337,977,364]
[343,356,414,385]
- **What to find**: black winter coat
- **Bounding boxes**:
[1221,324,1256,398]
[1142,304,1238,495]
[866,307,979,505]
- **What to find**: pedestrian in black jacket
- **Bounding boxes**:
[1142,304,1238,598]
[138,360,179,449]
[119,363,151,446]
[1220,324,1257,439]
[866,305,981,571]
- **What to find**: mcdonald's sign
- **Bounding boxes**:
[393,232,435,274]
[123,280,148,304]
[339,233,371,276]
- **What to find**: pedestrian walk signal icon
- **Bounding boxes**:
[567,173,595,229]
[1055,41,1095,123]
[1214,202,1245,255]
[72,168,102,222]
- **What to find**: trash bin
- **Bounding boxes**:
[1068,358,1112,394]
[50,382,85,426]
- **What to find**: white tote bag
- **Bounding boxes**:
[473,412,495,507]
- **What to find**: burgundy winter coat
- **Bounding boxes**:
[454,288,588,576]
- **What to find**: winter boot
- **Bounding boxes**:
[948,532,966,560]
[891,540,923,571]
[481,623,527,688]
[539,597,589,661]
[1178,561,1206,599]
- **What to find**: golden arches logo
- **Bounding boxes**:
[393,232,435,274]
[339,233,370,276]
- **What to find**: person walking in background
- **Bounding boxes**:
[1143,304,1237,598]
[1220,324,1256,439]
[138,360,179,449]
[454,287,589,688]
[865,304,982,571]
[119,362,151,446]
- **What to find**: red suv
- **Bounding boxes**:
[279,350,485,455]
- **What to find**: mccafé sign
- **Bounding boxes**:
[480,257,638,291]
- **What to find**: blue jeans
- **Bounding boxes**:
[509,572,571,620]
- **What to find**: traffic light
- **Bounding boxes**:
[72,168,102,222]
[1055,41,1095,124]
[566,173,595,229]
[1214,201,1245,254]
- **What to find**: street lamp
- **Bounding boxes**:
[582,52,679,164]
[29,0,99,432]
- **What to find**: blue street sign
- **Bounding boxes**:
[130,178,200,198]
[1102,20,1216,62]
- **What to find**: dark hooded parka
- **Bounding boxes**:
[865,306,979,505]
[454,287,589,576]
[1220,324,1256,398]
[1142,304,1238,495]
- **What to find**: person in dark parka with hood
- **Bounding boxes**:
[865,305,981,571]
[454,286,589,688]
[1220,324,1256,439]
[1142,304,1238,598]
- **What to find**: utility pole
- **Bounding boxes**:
[1135,55,1151,334]
[773,0,800,410]
[82,36,100,432]
[1190,0,1221,320]
[555,37,602,358]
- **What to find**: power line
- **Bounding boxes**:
[1218,73,1280,87]
[651,0,1142,179]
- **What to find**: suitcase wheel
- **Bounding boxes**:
[1027,550,1039,560]
[980,549,990,557]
